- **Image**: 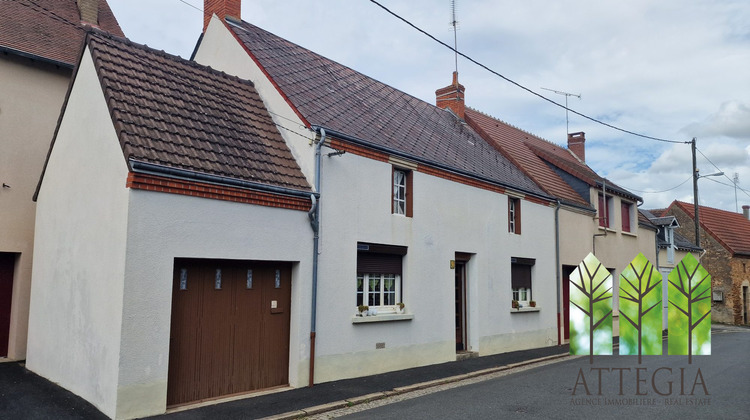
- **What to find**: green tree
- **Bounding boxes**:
[569,253,613,363]
[668,253,711,363]
[619,253,662,363]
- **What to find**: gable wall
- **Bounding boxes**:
[0,54,71,359]
[26,47,130,418]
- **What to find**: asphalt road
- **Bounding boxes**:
[340,326,750,419]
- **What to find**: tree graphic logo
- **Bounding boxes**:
[569,253,711,364]
[619,253,662,363]
[569,253,613,363]
[668,253,711,363]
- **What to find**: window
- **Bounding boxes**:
[392,168,412,217]
[621,201,633,232]
[356,243,407,312]
[598,193,613,228]
[511,258,535,304]
[508,197,521,234]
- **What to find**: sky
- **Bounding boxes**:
[107,0,750,212]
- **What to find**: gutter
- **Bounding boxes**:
[311,125,555,204]
[554,200,562,346]
[0,46,75,69]
[308,128,326,387]
[129,160,313,199]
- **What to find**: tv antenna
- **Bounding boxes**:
[541,87,581,134]
[450,0,459,73]
[733,172,740,212]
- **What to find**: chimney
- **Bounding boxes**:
[77,0,98,26]
[204,0,241,33]
[743,205,749,220]
[568,132,586,162]
[435,71,465,120]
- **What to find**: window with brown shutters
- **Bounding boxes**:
[508,197,521,234]
[356,243,406,311]
[511,258,534,303]
[621,201,632,232]
[392,168,413,217]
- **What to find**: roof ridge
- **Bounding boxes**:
[85,28,258,91]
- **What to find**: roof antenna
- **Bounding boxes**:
[451,0,459,74]
[541,87,581,135]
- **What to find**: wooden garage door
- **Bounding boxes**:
[167,259,292,406]
[0,253,15,357]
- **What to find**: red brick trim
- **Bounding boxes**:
[330,137,552,205]
[126,173,311,211]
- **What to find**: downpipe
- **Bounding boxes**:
[308,128,326,387]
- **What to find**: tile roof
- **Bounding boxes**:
[226,20,546,197]
[670,200,750,256]
[641,209,701,252]
[465,108,640,208]
[85,30,310,192]
[0,0,123,66]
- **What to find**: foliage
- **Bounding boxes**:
[619,253,662,363]
[668,253,711,363]
[569,253,613,363]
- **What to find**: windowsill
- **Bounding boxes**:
[352,313,414,323]
[621,230,637,237]
[597,226,616,233]
[510,307,541,313]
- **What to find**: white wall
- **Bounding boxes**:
[116,189,312,418]
[27,48,130,418]
[0,55,71,359]
[311,151,557,382]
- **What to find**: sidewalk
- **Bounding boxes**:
[0,344,567,419]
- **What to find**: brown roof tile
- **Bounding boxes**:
[0,0,123,66]
[226,20,546,197]
[86,30,310,192]
[670,200,750,256]
[465,108,640,207]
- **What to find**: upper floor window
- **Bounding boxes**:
[508,197,521,234]
[392,168,412,217]
[621,201,633,233]
[598,193,613,228]
[511,257,535,304]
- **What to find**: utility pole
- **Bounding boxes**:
[692,138,701,248]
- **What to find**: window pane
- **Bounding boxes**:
[383,274,396,305]
[356,275,364,306]
[368,274,381,306]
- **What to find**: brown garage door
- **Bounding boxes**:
[167,259,292,406]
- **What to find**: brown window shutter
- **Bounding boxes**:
[622,202,631,232]
[406,171,413,217]
[516,199,521,234]
[391,167,395,214]
[511,263,532,289]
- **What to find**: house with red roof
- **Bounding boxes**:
[193,0,560,404]
[0,0,123,361]
[661,201,750,325]
[455,85,658,341]
[27,29,313,418]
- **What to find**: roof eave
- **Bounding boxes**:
[0,45,74,69]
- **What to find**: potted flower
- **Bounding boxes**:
[529,300,537,308]
[358,305,369,316]
[512,300,519,309]
[397,302,405,314]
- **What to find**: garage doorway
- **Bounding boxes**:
[167,259,292,406]
[0,253,15,357]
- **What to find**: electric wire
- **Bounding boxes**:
[617,176,692,194]
[696,147,750,198]
[367,0,687,145]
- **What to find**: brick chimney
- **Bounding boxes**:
[568,132,586,162]
[204,0,241,32]
[77,0,98,25]
[435,71,465,120]
[743,205,749,220]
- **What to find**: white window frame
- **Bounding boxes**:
[511,261,534,305]
[357,273,402,313]
[393,169,407,215]
[509,197,520,234]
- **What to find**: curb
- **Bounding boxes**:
[261,353,569,420]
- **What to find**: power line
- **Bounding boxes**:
[617,176,692,194]
[368,0,687,145]
[703,177,750,200]
[695,147,750,198]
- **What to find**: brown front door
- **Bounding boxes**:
[455,261,466,351]
[562,265,575,341]
[167,260,292,406]
[0,253,14,357]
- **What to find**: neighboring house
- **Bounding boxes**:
[27,30,312,419]
[641,209,702,328]
[195,0,558,407]
[0,0,122,360]
[658,201,750,325]
[463,103,657,340]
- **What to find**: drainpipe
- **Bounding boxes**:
[308,128,325,387]
[593,180,607,254]
[554,200,562,346]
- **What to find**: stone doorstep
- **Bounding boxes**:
[260,353,569,420]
